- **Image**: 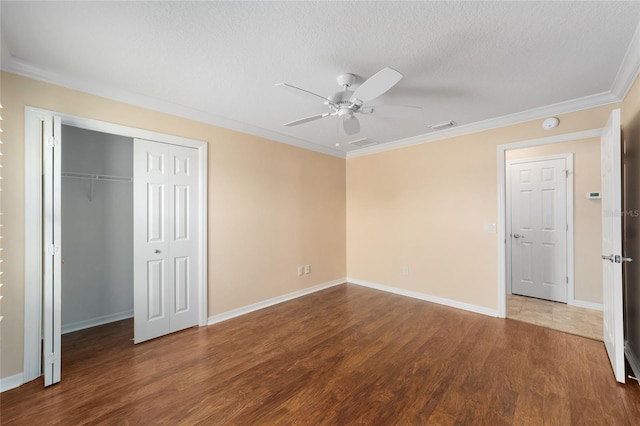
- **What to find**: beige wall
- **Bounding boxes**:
[506,139,602,303]
[1,72,347,379]
[3,67,638,383]
[347,104,619,310]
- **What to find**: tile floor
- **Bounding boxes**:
[507,294,603,341]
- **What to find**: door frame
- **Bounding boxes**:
[505,153,574,303]
[497,128,602,318]
[24,106,209,384]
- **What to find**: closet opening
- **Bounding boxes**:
[24,106,208,387]
[60,125,134,337]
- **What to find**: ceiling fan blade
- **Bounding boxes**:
[368,104,425,120]
[350,67,403,104]
[284,113,331,127]
[276,83,329,102]
[343,115,360,136]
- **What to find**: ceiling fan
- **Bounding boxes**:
[276,67,423,136]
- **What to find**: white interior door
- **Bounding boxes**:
[43,115,62,386]
[134,139,200,343]
[509,157,568,303]
[601,108,626,383]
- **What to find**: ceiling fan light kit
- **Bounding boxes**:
[277,67,424,137]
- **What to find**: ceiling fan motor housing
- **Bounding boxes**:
[336,73,356,88]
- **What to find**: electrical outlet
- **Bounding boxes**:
[297,266,304,276]
[304,264,311,274]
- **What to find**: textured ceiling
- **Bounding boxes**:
[2,1,640,157]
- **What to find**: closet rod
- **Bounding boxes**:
[62,172,132,202]
[62,172,132,183]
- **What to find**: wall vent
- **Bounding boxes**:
[349,138,378,147]
[429,120,456,130]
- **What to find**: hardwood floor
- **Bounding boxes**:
[507,294,603,341]
[2,284,639,424]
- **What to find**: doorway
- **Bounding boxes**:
[498,130,605,339]
[23,107,208,386]
[498,129,603,338]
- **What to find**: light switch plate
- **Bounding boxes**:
[484,223,497,234]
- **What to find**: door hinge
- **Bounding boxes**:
[46,136,58,148]
[46,244,59,256]
[45,352,59,366]
[562,169,569,178]
[566,276,569,284]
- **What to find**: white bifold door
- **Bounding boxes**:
[43,115,62,386]
[509,157,568,303]
[134,139,200,343]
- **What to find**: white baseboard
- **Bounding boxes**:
[571,300,603,311]
[625,343,640,385]
[348,278,500,317]
[0,373,24,393]
[62,310,134,334]
[208,278,346,326]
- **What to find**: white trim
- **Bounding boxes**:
[572,300,604,312]
[498,128,603,318]
[24,107,209,383]
[0,373,24,393]
[625,343,640,385]
[347,96,618,159]
[24,107,46,383]
[198,143,209,327]
[3,57,346,159]
[61,310,134,335]
[505,153,575,305]
[611,19,640,100]
[59,114,204,148]
[207,279,346,325]
[348,278,499,318]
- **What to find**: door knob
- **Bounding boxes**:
[513,234,523,239]
[154,249,161,254]
[602,254,614,262]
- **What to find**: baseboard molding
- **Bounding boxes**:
[62,310,134,334]
[347,278,500,317]
[0,373,24,393]
[571,300,603,311]
[625,343,640,385]
[208,278,346,326]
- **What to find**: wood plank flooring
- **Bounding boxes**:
[2,283,640,425]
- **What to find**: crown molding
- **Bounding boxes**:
[4,15,639,162]
[346,90,620,158]
[611,18,640,100]
[348,19,640,159]
[1,56,347,159]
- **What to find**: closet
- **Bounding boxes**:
[61,125,134,333]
